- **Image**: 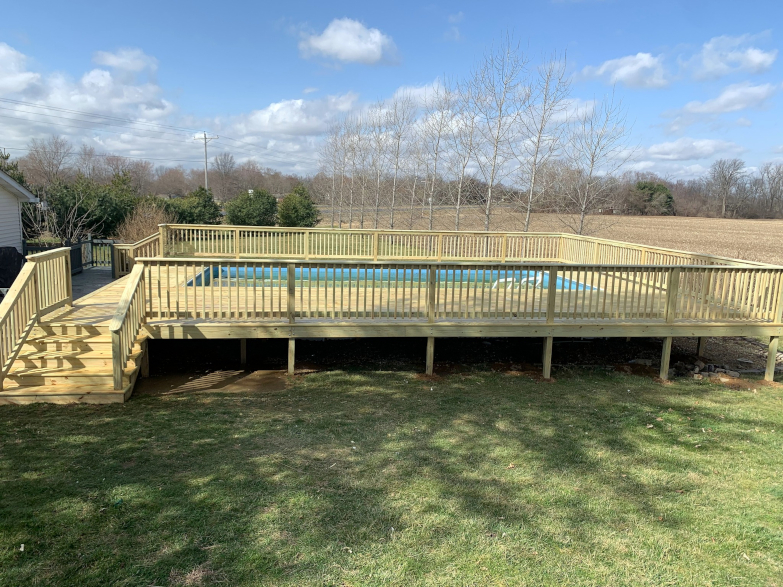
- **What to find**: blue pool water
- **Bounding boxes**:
[187,266,594,291]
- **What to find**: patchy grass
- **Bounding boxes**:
[1,370,782,586]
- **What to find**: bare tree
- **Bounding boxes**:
[708,159,746,218]
[320,122,343,227]
[385,93,417,229]
[23,192,98,244]
[367,103,387,229]
[515,53,571,231]
[759,162,783,217]
[554,92,633,235]
[211,152,238,201]
[447,80,479,230]
[470,35,530,231]
[421,82,455,230]
[75,145,103,180]
[24,135,74,188]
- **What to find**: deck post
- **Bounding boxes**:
[765,336,779,381]
[158,224,168,257]
[288,338,295,375]
[542,336,554,379]
[660,336,673,380]
[426,337,435,375]
[372,232,379,261]
[234,228,240,259]
[64,250,73,306]
[140,339,150,378]
[546,267,558,324]
[696,337,708,358]
[240,338,247,366]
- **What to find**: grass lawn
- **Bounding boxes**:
[1,369,782,586]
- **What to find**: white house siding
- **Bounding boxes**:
[0,184,24,253]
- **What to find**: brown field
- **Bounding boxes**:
[318,207,783,265]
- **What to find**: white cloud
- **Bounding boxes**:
[302,87,319,94]
[688,34,777,80]
[582,53,669,88]
[232,92,359,137]
[682,82,777,114]
[299,18,397,65]
[775,145,783,154]
[645,137,744,161]
[93,48,158,72]
[628,160,710,179]
[0,42,41,95]
[444,27,462,42]
[447,12,464,23]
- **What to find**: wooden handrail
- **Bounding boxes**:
[133,256,770,271]
[109,263,146,390]
[135,257,783,326]
[157,224,776,269]
[0,248,72,390]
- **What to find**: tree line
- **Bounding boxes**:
[1,141,319,245]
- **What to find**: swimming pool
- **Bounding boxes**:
[187,266,595,291]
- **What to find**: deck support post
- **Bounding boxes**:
[140,339,150,378]
[425,337,435,375]
[660,337,673,381]
[288,339,295,375]
[240,338,247,366]
[765,336,779,381]
[542,336,554,379]
[696,337,708,358]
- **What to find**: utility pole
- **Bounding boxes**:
[194,131,218,190]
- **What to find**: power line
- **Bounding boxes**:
[0,97,202,133]
[0,106,194,139]
[0,145,203,164]
[0,112,196,146]
[0,97,323,165]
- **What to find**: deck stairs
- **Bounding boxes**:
[0,278,145,405]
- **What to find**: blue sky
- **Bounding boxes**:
[1,0,782,177]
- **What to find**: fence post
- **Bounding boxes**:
[546,266,558,324]
[304,230,310,260]
[287,262,296,375]
[428,264,437,323]
[287,263,296,324]
[32,263,41,324]
[158,224,168,257]
[64,249,73,306]
[234,228,241,259]
[437,234,443,262]
[501,235,508,262]
[373,232,379,261]
[665,267,681,323]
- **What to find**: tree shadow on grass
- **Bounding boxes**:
[0,369,780,586]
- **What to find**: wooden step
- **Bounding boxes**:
[3,366,134,389]
[12,348,141,371]
[0,385,132,405]
[32,324,109,338]
[24,339,113,352]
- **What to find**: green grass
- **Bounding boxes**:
[2,370,783,586]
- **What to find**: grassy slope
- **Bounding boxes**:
[1,370,782,586]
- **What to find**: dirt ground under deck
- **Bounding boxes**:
[134,334,781,398]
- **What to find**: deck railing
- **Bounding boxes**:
[114,233,162,277]
[109,263,147,390]
[157,224,771,268]
[0,248,72,390]
[135,257,783,325]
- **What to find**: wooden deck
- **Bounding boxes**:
[3,226,783,404]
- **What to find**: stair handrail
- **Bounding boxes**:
[109,263,146,390]
[0,248,72,390]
